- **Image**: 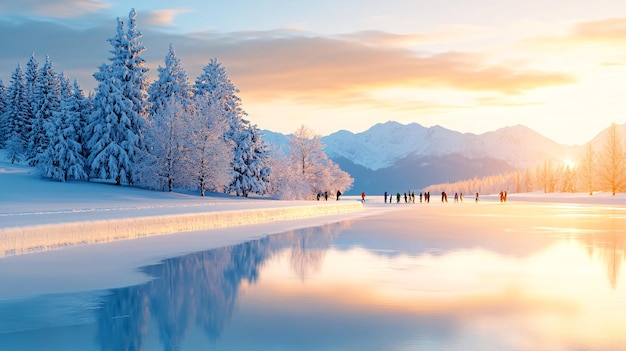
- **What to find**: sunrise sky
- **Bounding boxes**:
[1,0,626,145]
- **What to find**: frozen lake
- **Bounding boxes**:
[1,200,626,350]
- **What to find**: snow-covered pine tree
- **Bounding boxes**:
[70,80,91,163]
[143,44,193,191]
[227,121,271,197]
[0,79,7,147]
[30,56,61,167]
[148,44,193,116]
[87,9,149,185]
[195,58,247,135]
[4,64,30,164]
[24,54,39,164]
[38,74,88,181]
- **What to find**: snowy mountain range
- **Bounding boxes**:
[262,121,584,195]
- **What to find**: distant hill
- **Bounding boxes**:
[262,121,589,195]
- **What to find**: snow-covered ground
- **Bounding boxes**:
[0,159,368,257]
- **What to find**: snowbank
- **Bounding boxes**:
[0,202,363,257]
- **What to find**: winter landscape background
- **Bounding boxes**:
[264,121,626,195]
[3,3,626,350]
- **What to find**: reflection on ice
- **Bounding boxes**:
[2,202,626,350]
[95,221,347,350]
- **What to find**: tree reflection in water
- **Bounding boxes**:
[578,214,626,289]
[95,220,350,351]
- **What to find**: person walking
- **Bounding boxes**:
[361,192,366,202]
[336,190,342,200]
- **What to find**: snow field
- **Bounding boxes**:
[0,201,363,258]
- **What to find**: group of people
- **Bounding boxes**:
[383,191,431,204]
[440,191,465,202]
[317,190,343,201]
[347,190,498,204]
[380,190,482,203]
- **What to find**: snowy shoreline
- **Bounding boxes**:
[0,201,363,258]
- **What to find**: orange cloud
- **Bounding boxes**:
[214,34,574,101]
[144,9,191,27]
[572,17,626,44]
[523,17,626,50]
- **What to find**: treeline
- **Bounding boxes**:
[0,9,352,199]
[425,123,626,196]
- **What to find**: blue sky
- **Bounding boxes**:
[2,0,626,145]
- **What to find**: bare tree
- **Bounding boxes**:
[578,143,595,195]
[289,125,325,178]
[268,125,353,199]
[599,123,626,195]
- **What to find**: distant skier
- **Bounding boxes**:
[361,192,366,202]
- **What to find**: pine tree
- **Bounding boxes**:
[228,121,271,197]
[87,9,149,185]
[70,80,91,163]
[0,79,7,147]
[193,58,240,116]
[38,74,88,181]
[194,58,247,189]
[23,54,39,163]
[142,44,193,191]
[148,44,193,116]
[30,56,61,167]
[4,64,29,164]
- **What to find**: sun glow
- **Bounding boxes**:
[564,159,576,169]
